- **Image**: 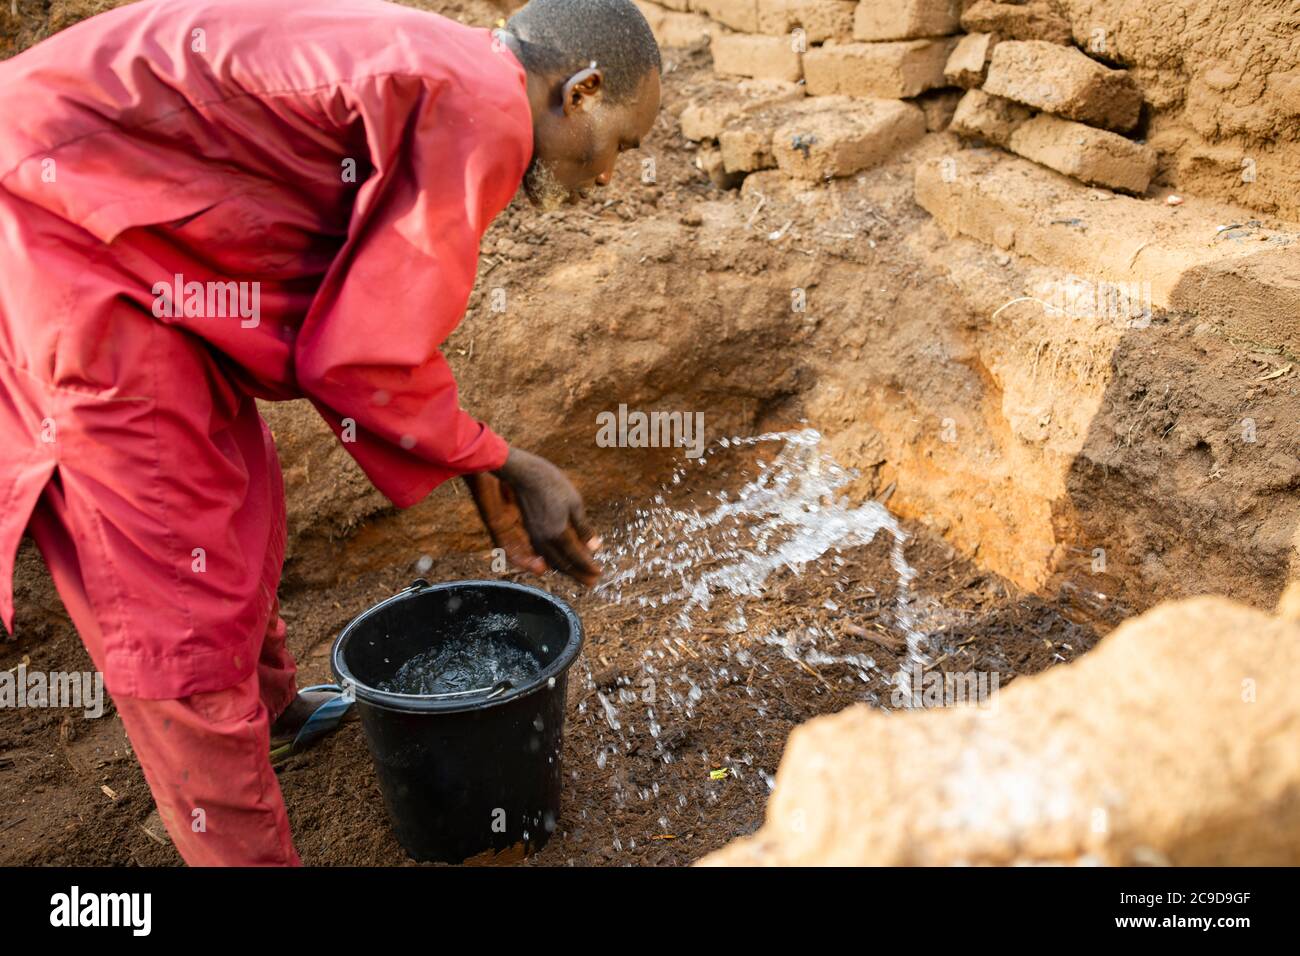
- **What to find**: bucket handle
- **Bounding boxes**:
[419,679,514,701]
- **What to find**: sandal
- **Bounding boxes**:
[269,683,354,764]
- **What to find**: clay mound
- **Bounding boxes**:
[702,591,1300,865]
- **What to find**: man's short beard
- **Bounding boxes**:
[521,156,571,212]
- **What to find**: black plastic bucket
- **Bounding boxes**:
[331,579,583,864]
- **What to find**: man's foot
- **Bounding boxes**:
[270,689,338,747]
[269,686,355,764]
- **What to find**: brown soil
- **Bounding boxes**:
[1,0,1295,867]
[1,480,1103,866]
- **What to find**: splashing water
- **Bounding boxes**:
[570,429,939,853]
[594,428,929,668]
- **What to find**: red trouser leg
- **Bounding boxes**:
[112,664,301,867]
[27,479,301,866]
[258,599,299,722]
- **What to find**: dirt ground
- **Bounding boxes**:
[1,0,1295,866]
[1,484,1104,867]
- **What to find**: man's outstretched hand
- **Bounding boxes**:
[463,448,602,586]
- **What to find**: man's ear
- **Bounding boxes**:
[561,67,604,116]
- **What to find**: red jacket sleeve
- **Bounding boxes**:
[295,61,530,507]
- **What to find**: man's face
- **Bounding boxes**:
[524,68,661,210]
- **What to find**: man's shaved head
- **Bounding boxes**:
[506,0,662,104]
[497,0,662,209]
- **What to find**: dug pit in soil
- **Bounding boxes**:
[1,432,1102,866]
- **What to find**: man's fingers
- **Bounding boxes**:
[554,525,602,586]
[498,477,519,508]
[501,528,547,575]
[569,502,602,555]
[526,521,598,586]
[532,533,577,582]
[570,501,597,547]
[492,450,601,585]
[468,473,549,575]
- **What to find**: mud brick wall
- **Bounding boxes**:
[639,0,1161,194]
[635,0,1300,218]
[637,0,962,181]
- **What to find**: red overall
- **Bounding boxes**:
[0,0,531,863]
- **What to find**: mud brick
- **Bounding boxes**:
[657,0,693,10]
[960,0,1072,44]
[719,126,778,172]
[695,144,746,188]
[702,595,1300,866]
[803,37,957,97]
[633,0,668,33]
[983,40,1143,132]
[657,11,718,46]
[913,87,964,132]
[852,0,961,41]
[679,80,804,141]
[1008,114,1157,194]
[695,0,760,31]
[773,98,926,179]
[756,0,856,43]
[914,150,1300,354]
[711,33,803,83]
[680,103,724,141]
[715,97,840,172]
[949,88,1032,146]
[1173,249,1300,357]
[636,1,714,48]
[943,31,997,88]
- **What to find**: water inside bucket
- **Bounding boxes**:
[377,611,544,696]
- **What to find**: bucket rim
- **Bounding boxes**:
[330,578,584,714]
